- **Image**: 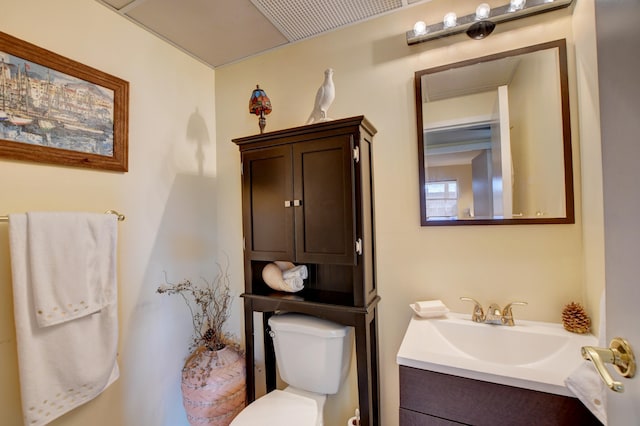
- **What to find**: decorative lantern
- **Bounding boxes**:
[248,84,272,134]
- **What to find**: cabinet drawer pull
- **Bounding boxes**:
[293,199,302,207]
[284,200,292,208]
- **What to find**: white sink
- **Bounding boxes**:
[397,312,597,396]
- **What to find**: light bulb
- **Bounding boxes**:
[443,12,457,29]
[413,21,427,35]
[509,0,526,11]
[475,3,491,20]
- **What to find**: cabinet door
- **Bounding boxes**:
[242,146,294,260]
[293,135,356,265]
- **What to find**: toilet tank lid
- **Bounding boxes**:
[268,313,350,338]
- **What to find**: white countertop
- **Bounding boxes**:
[396,312,597,396]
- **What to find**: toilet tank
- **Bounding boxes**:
[268,313,353,395]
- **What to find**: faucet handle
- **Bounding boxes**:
[460,297,485,322]
[502,301,527,326]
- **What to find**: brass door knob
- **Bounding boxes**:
[581,337,636,392]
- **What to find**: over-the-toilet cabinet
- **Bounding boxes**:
[234,116,380,426]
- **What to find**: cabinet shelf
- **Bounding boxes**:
[243,288,355,308]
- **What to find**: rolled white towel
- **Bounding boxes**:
[262,262,307,293]
[283,275,305,292]
[283,265,308,280]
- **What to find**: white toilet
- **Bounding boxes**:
[230,313,354,426]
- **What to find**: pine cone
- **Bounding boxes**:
[562,302,591,334]
[203,328,215,342]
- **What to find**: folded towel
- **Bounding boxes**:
[27,211,117,327]
[415,299,447,313]
[565,361,607,424]
[9,212,119,426]
[565,291,607,424]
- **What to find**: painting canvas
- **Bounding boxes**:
[0,31,128,171]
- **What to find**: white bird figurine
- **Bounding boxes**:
[306,68,335,124]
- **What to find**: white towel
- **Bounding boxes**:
[262,262,307,292]
[565,361,607,424]
[415,299,447,313]
[282,265,308,292]
[565,291,607,425]
[27,212,117,327]
[9,212,120,426]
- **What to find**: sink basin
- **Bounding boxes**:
[397,312,597,396]
[432,316,569,365]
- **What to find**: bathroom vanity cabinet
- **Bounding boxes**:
[399,366,602,425]
[233,116,380,426]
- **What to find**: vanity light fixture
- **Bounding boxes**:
[406,0,573,45]
[413,20,428,36]
[475,3,491,20]
[467,3,496,39]
[509,0,527,12]
[443,12,458,29]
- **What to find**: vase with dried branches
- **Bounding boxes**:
[158,264,245,426]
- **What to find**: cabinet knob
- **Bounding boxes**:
[355,238,363,255]
[284,200,302,207]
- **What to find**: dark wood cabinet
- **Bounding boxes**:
[242,135,356,265]
[399,366,602,425]
[234,116,380,426]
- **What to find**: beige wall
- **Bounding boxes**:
[572,0,605,336]
[0,0,219,425]
[215,2,604,426]
[509,49,565,217]
[0,0,605,426]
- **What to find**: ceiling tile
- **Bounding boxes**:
[101,0,133,9]
[251,0,403,41]
[124,0,288,67]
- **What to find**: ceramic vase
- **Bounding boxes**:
[181,346,246,425]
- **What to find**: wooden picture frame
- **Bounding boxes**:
[0,31,128,172]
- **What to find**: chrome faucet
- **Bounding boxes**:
[460,297,527,326]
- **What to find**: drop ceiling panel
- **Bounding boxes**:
[121,0,288,67]
[251,0,403,41]
[103,0,131,9]
[96,0,430,67]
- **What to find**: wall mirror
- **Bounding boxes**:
[415,39,574,226]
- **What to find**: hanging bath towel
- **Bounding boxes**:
[9,212,120,426]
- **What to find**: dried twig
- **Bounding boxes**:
[158,261,235,352]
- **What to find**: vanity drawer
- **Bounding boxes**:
[399,366,602,426]
[400,408,465,425]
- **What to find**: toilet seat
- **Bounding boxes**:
[230,389,320,426]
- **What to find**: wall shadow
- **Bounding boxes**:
[123,172,218,426]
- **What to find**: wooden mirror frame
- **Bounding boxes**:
[415,39,574,226]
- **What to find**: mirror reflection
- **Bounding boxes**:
[416,40,574,225]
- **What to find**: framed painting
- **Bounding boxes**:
[0,31,128,172]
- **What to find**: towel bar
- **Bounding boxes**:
[0,210,126,223]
